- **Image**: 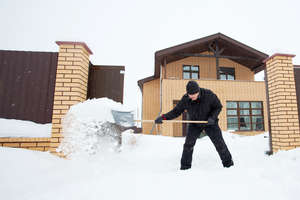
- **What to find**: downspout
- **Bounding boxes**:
[160,58,166,115]
[264,68,273,155]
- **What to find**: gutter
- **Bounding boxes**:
[264,69,273,155]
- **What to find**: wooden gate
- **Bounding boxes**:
[294,66,300,123]
[87,64,125,103]
[0,50,58,123]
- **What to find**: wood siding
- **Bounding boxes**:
[142,79,160,134]
[141,55,265,136]
[161,79,267,136]
[165,52,254,81]
[172,101,183,137]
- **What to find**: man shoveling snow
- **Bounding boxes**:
[155,80,234,170]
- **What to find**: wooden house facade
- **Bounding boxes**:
[138,33,269,136]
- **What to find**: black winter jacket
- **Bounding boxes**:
[163,87,222,121]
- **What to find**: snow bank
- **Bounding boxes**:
[58,98,134,157]
[62,97,132,123]
[0,118,51,138]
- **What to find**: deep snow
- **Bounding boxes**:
[1,132,300,200]
[58,98,134,156]
[0,98,299,200]
[0,118,51,138]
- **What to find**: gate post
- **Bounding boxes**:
[50,41,93,156]
[264,53,300,153]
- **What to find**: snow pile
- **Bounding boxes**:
[58,98,133,157]
[0,118,51,138]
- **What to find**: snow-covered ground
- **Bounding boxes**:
[0,118,51,137]
[0,132,300,200]
[0,98,299,200]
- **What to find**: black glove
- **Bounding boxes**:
[155,116,163,124]
[207,117,215,126]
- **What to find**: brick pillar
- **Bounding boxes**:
[264,53,300,152]
[50,41,93,156]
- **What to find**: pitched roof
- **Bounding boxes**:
[137,76,155,91]
[138,33,269,90]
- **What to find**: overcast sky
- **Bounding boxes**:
[1,0,300,111]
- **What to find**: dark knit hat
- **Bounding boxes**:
[186,80,199,95]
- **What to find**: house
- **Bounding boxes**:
[138,33,269,136]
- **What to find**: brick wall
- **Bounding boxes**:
[0,41,92,154]
[50,41,92,156]
[264,54,300,152]
[0,138,50,151]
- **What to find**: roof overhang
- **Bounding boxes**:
[138,33,269,91]
[138,76,156,91]
[154,33,268,78]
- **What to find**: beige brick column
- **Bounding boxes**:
[264,53,300,152]
[50,41,93,155]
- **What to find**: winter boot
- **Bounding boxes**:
[223,160,234,168]
[180,165,191,170]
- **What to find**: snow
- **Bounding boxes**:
[63,98,133,124]
[0,132,300,200]
[0,98,132,138]
[0,97,300,200]
[0,118,51,138]
[58,98,134,156]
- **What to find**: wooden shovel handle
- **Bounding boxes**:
[134,120,208,124]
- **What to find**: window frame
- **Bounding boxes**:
[182,65,199,80]
[226,101,264,131]
[219,67,235,80]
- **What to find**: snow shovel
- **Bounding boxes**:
[111,110,208,127]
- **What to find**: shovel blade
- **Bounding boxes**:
[111,110,135,127]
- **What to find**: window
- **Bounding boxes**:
[226,101,264,131]
[219,67,235,80]
[183,65,199,80]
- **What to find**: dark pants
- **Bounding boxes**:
[180,123,232,168]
